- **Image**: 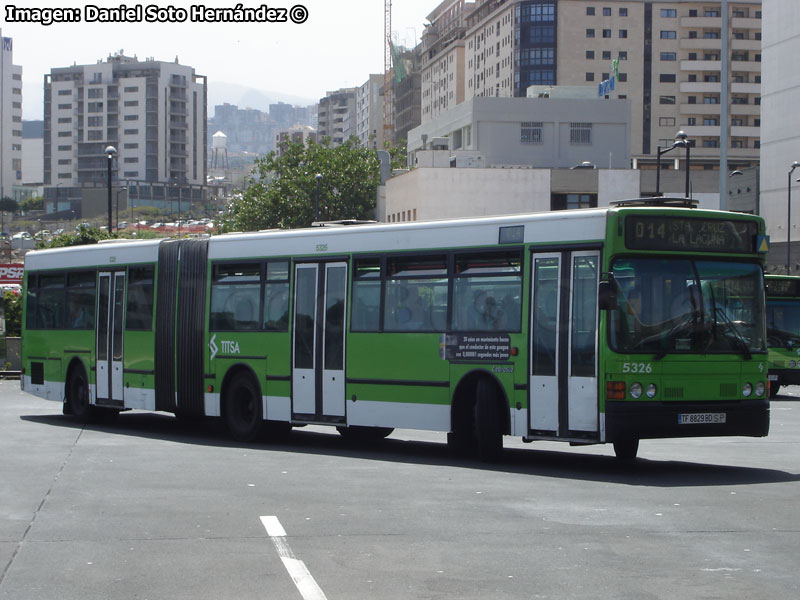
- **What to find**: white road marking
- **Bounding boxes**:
[260,516,328,600]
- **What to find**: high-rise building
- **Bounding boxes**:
[356,75,385,149]
[43,52,206,214]
[419,0,762,173]
[0,29,23,200]
[317,88,357,146]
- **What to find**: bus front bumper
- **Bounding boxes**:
[605,398,770,441]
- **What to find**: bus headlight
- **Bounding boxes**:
[790,360,797,368]
[630,382,643,399]
[755,382,766,397]
[646,383,657,398]
[742,382,753,397]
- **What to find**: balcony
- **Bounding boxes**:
[680,16,721,28]
[731,125,760,137]
[730,103,760,116]
[680,59,720,72]
[680,103,722,115]
[731,82,760,94]
[682,125,720,137]
[680,81,720,93]
[731,38,761,51]
[680,37,722,51]
[730,60,761,73]
[731,17,762,30]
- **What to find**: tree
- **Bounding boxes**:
[0,197,19,214]
[2,290,21,337]
[19,196,42,214]
[44,225,115,249]
[227,137,394,231]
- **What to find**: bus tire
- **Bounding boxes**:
[224,373,263,442]
[66,364,93,422]
[474,379,504,462]
[613,439,639,460]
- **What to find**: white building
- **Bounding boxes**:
[44,52,207,214]
[760,0,800,272]
[356,74,384,149]
[0,29,23,200]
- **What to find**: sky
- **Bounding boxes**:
[2,0,439,119]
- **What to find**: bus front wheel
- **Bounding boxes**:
[613,439,639,460]
[224,374,263,442]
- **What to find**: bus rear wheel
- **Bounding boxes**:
[224,374,263,442]
[474,379,504,462]
[66,365,93,422]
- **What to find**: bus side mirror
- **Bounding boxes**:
[598,280,618,311]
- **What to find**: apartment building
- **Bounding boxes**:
[317,88,357,146]
[0,29,23,201]
[419,0,762,173]
[356,74,385,149]
[44,52,207,214]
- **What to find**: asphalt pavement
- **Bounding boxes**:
[1,380,799,599]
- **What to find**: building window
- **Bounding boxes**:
[660,52,677,61]
[602,29,612,38]
[703,96,720,104]
[619,8,627,16]
[659,117,676,126]
[88,116,103,127]
[124,86,139,93]
[618,73,627,82]
[569,122,592,145]
[586,50,595,60]
[586,7,595,15]
[603,7,611,16]
[619,29,628,39]
[661,31,677,39]
[124,100,139,107]
[586,29,595,38]
[123,128,139,135]
[703,139,719,148]
[58,89,72,96]
[585,72,595,82]
[660,74,677,83]
[659,95,676,104]
[57,144,72,151]
[602,50,612,60]
[87,88,103,99]
[619,51,627,60]
[661,8,677,18]
[551,194,597,211]
[87,130,103,140]
[521,121,543,144]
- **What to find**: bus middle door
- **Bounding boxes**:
[96,271,125,408]
[529,251,600,439]
[292,261,347,421]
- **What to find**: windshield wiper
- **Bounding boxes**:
[714,307,752,360]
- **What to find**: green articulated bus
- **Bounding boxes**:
[765,274,800,397]
[21,199,771,460]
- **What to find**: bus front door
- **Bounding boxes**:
[96,271,125,408]
[292,262,347,421]
[529,251,600,439]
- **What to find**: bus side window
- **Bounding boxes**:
[352,258,381,332]
[126,265,154,330]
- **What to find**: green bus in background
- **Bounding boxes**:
[765,274,800,397]
[20,199,770,461]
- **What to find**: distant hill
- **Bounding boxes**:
[207,82,317,116]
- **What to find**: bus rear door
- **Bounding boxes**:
[96,271,125,408]
[529,251,600,439]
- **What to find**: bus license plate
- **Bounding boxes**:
[768,374,779,382]
[678,412,726,425]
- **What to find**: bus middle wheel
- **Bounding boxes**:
[224,373,263,442]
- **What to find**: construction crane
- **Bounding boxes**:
[383,0,394,147]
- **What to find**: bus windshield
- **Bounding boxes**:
[766,300,800,348]
[609,258,765,357]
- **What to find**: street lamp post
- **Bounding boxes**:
[115,187,127,232]
[104,146,117,232]
[655,131,691,198]
[314,173,322,223]
[787,161,800,274]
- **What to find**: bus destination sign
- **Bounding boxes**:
[625,216,757,253]
[767,278,800,298]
